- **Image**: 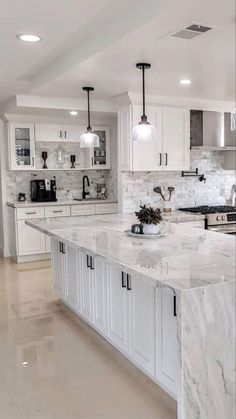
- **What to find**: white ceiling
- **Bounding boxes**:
[0,0,235,106]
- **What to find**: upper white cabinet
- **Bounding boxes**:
[8,122,111,171]
[118,105,190,171]
[35,124,81,143]
[162,107,190,171]
[132,106,163,171]
[8,123,36,170]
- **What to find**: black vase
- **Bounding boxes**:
[41,151,48,169]
[70,155,76,169]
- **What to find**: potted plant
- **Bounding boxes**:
[135,205,163,235]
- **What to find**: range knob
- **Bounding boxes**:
[216,216,221,221]
[221,215,226,221]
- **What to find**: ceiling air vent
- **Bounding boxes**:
[172,24,212,39]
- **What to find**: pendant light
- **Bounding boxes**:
[80,87,99,148]
[133,63,156,142]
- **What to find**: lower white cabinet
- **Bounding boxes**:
[17,220,45,255]
[65,245,79,311]
[79,251,95,324]
[108,265,129,353]
[156,287,178,397]
[51,239,66,299]
[93,256,108,335]
[108,266,155,376]
[129,274,155,375]
[50,241,178,398]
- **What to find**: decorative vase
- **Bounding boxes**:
[41,151,48,169]
[70,155,76,169]
[142,223,160,235]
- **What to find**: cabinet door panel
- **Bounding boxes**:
[65,246,79,311]
[63,125,81,142]
[108,265,129,353]
[162,108,190,171]
[94,257,108,334]
[156,287,178,397]
[132,106,162,171]
[79,252,94,323]
[35,124,62,142]
[129,276,155,376]
[17,220,45,255]
[9,123,35,170]
[51,239,65,299]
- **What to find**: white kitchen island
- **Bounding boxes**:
[26,213,235,419]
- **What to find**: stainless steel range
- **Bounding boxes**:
[179,206,236,235]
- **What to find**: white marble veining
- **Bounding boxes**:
[26,213,235,291]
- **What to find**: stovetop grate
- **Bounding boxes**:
[179,206,236,215]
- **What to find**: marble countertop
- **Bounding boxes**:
[26,213,235,292]
[7,199,118,208]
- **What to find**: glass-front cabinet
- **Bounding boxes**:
[8,123,35,170]
[91,128,110,169]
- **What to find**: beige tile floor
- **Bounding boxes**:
[0,257,177,419]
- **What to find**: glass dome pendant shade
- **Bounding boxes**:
[133,63,156,142]
[80,87,99,148]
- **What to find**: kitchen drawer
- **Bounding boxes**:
[71,204,96,216]
[95,203,118,214]
[45,205,70,218]
[17,207,45,220]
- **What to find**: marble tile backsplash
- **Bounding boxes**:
[122,151,236,212]
[6,170,117,202]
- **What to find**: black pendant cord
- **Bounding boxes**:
[87,90,91,131]
[142,65,146,119]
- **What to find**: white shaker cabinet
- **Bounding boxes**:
[156,287,178,397]
[79,251,95,324]
[17,220,45,255]
[51,239,66,300]
[65,245,79,311]
[93,256,108,335]
[107,265,129,353]
[132,106,163,171]
[162,107,190,171]
[129,274,155,376]
[35,124,81,142]
[118,105,190,171]
[8,123,36,170]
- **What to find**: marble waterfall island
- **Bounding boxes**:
[26,213,235,419]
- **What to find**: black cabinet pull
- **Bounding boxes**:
[159,153,162,166]
[165,153,168,166]
[62,243,66,254]
[121,271,126,288]
[127,274,132,291]
[173,295,177,317]
[87,255,91,268]
[90,256,95,270]
[64,130,67,139]
[59,241,62,253]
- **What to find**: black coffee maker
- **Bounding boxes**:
[31,178,57,202]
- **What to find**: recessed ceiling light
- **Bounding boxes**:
[180,79,191,85]
[17,34,41,42]
[70,111,78,116]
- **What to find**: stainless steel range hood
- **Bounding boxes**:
[190,110,236,150]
